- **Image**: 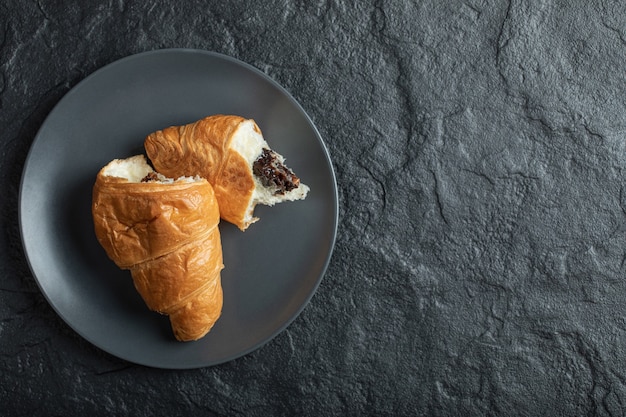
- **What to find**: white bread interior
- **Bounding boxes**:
[230,120,310,226]
[102,155,199,184]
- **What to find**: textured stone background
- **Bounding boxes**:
[2,0,626,415]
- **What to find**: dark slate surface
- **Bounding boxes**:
[2,0,626,415]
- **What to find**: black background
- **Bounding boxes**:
[2,1,626,415]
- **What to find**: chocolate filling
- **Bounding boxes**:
[252,148,300,195]
[141,172,160,182]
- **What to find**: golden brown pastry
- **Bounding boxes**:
[144,114,309,231]
[92,155,224,341]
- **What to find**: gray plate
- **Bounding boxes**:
[19,49,338,369]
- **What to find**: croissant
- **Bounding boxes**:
[144,114,309,231]
[92,155,224,341]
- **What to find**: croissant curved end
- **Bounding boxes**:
[168,277,224,342]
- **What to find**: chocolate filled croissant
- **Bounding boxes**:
[92,155,224,341]
[144,115,309,231]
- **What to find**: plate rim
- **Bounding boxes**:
[18,48,339,369]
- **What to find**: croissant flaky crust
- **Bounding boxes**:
[92,155,224,341]
[145,114,309,231]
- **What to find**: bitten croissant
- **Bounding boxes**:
[92,155,224,341]
[144,114,309,231]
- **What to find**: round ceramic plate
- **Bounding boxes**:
[19,49,338,369]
